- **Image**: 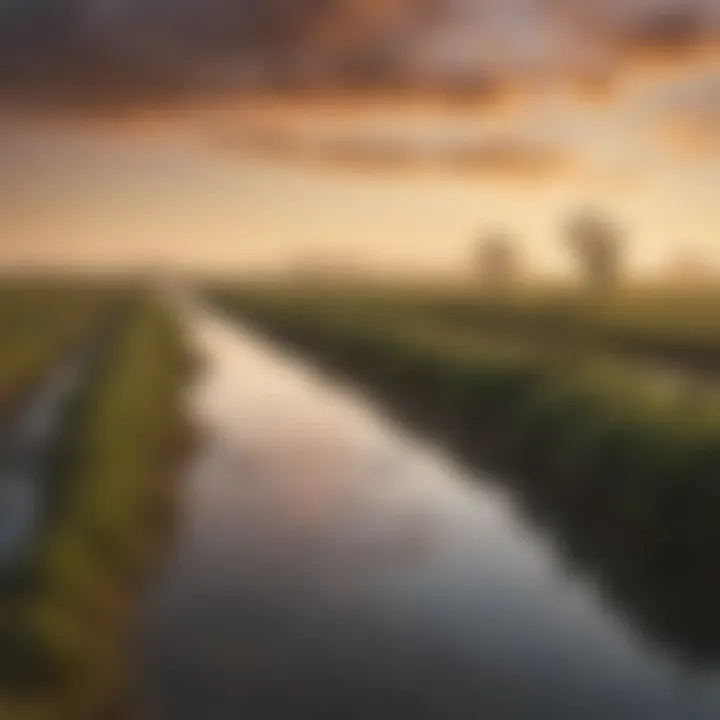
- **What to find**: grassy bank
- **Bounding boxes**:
[0,293,191,719]
[0,283,121,414]
[211,286,720,664]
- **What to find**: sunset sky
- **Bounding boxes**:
[0,0,717,278]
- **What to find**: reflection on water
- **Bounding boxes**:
[134,305,720,720]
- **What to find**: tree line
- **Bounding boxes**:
[476,210,624,289]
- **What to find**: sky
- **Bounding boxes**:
[0,0,717,279]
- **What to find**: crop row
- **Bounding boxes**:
[220,283,720,374]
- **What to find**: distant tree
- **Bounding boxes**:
[565,210,622,289]
[476,231,518,288]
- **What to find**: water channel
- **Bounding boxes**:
[133,304,720,720]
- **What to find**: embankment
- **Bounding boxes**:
[0,294,191,719]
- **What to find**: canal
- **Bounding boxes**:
[133,303,720,719]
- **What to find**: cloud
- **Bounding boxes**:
[661,118,720,156]
[0,0,441,110]
[657,98,720,157]
[605,5,720,86]
[0,0,716,112]
[616,4,718,54]
[219,123,575,182]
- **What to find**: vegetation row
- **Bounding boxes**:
[0,292,190,720]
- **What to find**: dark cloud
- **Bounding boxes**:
[0,0,440,109]
[624,8,708,53]
[0,0,716,112]
[610,4,719,62]
[0,0,192,107]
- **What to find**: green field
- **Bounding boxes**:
[0,285,190,719]
[210,282,720,663]
[211,282,720,374]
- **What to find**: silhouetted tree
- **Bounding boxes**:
[476,231,518,287]
[566,210,622,289]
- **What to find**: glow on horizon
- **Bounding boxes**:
[0,79,717,281]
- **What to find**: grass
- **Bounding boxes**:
[0,282,121,413]
[209,283,720,665]
[0,291,190,719]
[216,282,720,374]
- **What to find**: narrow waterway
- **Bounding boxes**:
[134,304,720,720]
[0,342,98,572]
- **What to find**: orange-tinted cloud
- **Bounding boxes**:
[221,125,575,182]
[659,114,720,156]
